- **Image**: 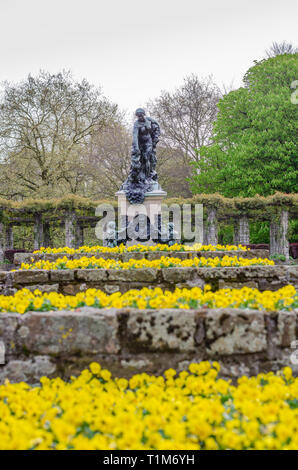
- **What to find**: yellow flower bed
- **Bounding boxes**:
[33,243,249,254]
[19,255,274,271]
[0,285,296,315]
[0,362,297,450]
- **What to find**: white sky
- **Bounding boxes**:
[0,0,297,117]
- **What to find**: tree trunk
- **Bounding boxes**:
[270,210,289,259]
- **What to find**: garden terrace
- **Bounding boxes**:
[0,192,297,260]
[0,265,297,295]
[14,248,270,266]
[0,305,296,384]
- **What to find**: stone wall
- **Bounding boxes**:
[0,265,297,296]
[14,249,270,266]
[0,307,297,384]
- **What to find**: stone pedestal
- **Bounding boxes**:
[116,188,167,245]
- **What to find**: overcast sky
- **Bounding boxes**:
[0,0,297,117]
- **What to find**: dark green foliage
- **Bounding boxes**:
[190,54,298,197]
[249,222,270,244]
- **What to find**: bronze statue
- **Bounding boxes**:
[121,108,160,204]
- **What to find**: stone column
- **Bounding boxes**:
[234,216,250,245]
[0,222,4,262]
[203,225,208,245]
[205,207,218,245]
[270,210,289,260]
[65,209,76,248]
[5,225,14,250]
[33,214,44,250]
[43,222,51,248]
[75,224,84,248]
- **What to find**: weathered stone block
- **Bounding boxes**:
[12,270,49,284]
[120,358,153,370]
[247,249,270,259]
[181,278,205,289]
[0,271,7,282]
[196,267,239,280]
[62,284,81,295]
[161,267,198,283]
[26,284,59,293]
[50,270,75,281]
[122,252,145,262]
[247,266,286,279]
[173,252,192,260]
[73,252,121,261]
[205,308,266,355]
[44,253,62,262]
[2,288,17,296]
[76,269,108,281]
[108,268,157,282]
[258,279,288,291]
[0,314,19,355]
[288,266,298,287]
[0,356,56,384]
[217,361,252,378]
[121,308,197,352]
[277,311,296,347]
[265,315,279,360]
[18,308,120,355]
[103,285,120,294]
[14,253,36,265]
[147,252,189,261]
[218,280,258,289]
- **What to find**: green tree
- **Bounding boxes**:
[190,54,298,196]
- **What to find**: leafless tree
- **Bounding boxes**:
[84,118,132,198]
[156,145,193,197]
[266,41,298,58]
[147,75,222,169]
[0,70,117,198]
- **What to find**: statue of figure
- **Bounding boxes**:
[155,222,178,245]
[121,108,160,204]
[167,222,179,246]
[104,220,128,247]
[104,221,118,248]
